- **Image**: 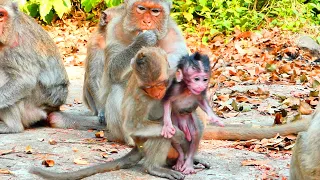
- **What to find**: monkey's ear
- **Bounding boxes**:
[176,69,183,82]
[100,11,107,26]
[136,52,146,65]
[12,2,19,12]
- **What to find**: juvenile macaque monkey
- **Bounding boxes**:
[289,105,320,180]
[161,52,224,174]
[0,1,69,133]
[83,5,124,122]
[31,47,187,180]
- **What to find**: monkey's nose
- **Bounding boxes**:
[143,20,152,27]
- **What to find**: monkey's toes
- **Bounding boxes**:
[182,167,196,175]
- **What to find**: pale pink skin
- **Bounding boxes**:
[161,62,224,174]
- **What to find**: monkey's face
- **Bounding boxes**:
[131,1,165,31]
[185,69,209,95]
[141,80,168,99]
[0,3,17,47]
[132,47,170,99]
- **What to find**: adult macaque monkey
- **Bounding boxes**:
[289,105,320,180]
[49,0,189,143]
[49,0,310,142]
[0,0,69,133]
[31,47,189,180]
[98,0,189,141]
[83,5,124,122]
[161,52,224,174]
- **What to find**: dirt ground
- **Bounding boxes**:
[0,66,300,180]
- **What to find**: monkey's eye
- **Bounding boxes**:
[151,9,161,16]
[194,77,200,81]
[0,12,4,18]
[137,5,146,13]
[203,78,208,82]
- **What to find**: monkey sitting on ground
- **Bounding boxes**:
[83,5,124,123]
[160,52,224,174]
[289,104,320,180]
[31,47,191,180]
[47,0,311,143]
[47,0,189,144]
[0,1,69,133]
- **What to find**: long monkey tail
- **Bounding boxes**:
[30,147,143,180]
[203,119,310,140]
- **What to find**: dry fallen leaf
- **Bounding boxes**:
[0,169,11,174]
[25,145,33,154]
[95,131,104,138]
[299,101,313,115]
[49,139,57,145]
[74,158,89,165]
[283,97,300,107]
[101,153,108,158]
[0,150,13,156]
[42,160,55,167]
[241,159,269,166]
[109,149,118,154]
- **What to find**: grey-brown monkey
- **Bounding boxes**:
[49,0,189,144]
[0,0,69,133]
[289,105,320,180]
[31,47,192,180]
[48,0,311,143]
[83,5,124,122]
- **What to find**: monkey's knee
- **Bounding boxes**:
[0,106,25,133]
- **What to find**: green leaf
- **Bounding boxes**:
[266,63,277,72]
[27,3,39,17]
[39,0,53,20]
[199,0,207,7]
[52,0,71,18]
[44,9,54,24]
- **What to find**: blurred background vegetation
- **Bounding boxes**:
[17,0,320,43]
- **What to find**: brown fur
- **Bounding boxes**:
[289,105,320,180]
[0,1,69,133]
[83,5,124,119]
[49,0,310,143]
[31,47,187,180]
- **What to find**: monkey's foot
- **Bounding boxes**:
[98,111,106,125]
[172,158,184,171]
[209,117,225,127]
[47,112,67,128]
[181,160,196,175]
[146,166,184,180]
[161,124,176,139]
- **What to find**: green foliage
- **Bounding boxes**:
[81,0,122,12]
[18,0,319,40]
[18,0,72,23]
[171,0,320,42]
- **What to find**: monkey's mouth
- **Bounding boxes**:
[141,81,168,99]
[190,88,203,95]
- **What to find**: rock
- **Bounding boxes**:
[296,35,320,56]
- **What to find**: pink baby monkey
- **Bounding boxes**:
[161,52,224,175]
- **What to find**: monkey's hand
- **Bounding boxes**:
[135,30,157,47]
[208,116,225,127]
[161,124,176,139]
